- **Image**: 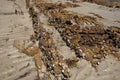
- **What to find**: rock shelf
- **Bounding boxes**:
[31,0,120,71]
[15,0,120,79]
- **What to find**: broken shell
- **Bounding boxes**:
[62,67,70,78]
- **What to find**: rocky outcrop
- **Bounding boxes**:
[31,0,120,72]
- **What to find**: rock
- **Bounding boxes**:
[25,46,40,56]
[13,40,25,53]
[54,64,62,74]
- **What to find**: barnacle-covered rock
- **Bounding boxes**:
[25,1,120,79]
[45,4,120,69]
